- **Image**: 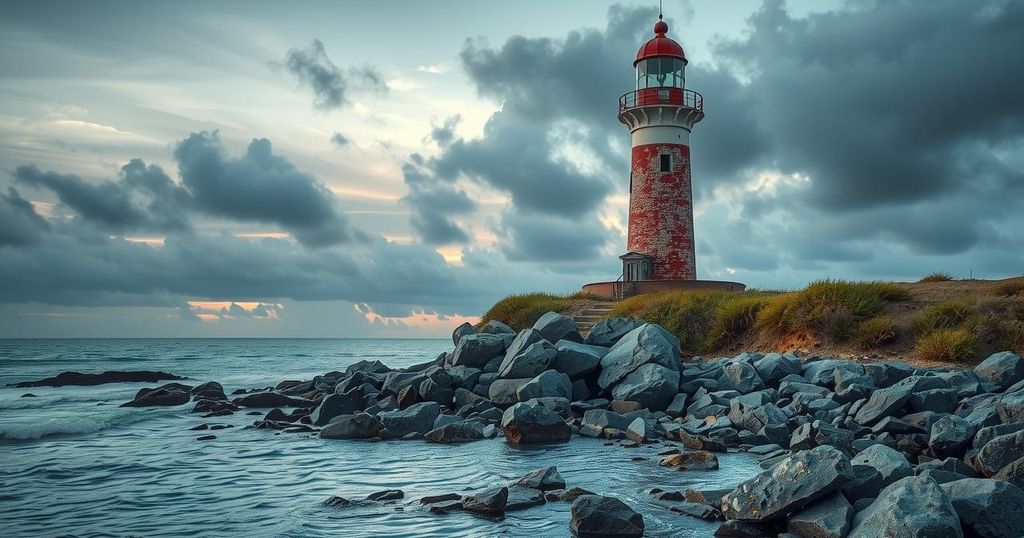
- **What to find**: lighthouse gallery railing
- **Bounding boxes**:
[619,88,703,112]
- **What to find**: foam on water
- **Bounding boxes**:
[0,406,174,440]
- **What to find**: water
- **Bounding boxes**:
[0,339,760,537]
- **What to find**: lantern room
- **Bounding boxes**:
[634,19,688,90]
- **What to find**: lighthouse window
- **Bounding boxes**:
[660,154,671,172]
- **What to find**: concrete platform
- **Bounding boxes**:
[582,279,746,301]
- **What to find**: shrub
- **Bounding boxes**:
[857,316,898,349]
[755,280,904,341]
[915,328,977,362]
[993,278,1024,297]
[910,300,973,336]
[479,293,574,330]
[919,272,955,283]
[707,295,772,348]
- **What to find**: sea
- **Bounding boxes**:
[0,338,760,537]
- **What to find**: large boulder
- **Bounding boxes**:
[976,429,1024,476]
[192,381,226,400]
[462,486,508,515]
[515,466,566,491]
[121,382,193,407]
[586,317,644,347]
[974,351,1024,391]
[533,311,582,344]
[929,414,975,457]
[850,443,913,485]
[452,322,475,346]
[488,378,531,406]
[319,414,388,440]
[231,391,310,408]
[993,457,1024,490]
[720,445,853,522]
[500,400,571,444]
[378,402,441,437]
[941,478,1024,538]
[723,361,766,394]
[551,340,608,378]
[516,370,572,401]
[752,353,801,385]
[787,492,852,538]
[610,363,680,411]
[480,319,515,335]
[498,340,556,379]
[424,420,486,444]
[15,370,185,388]
[853,383,913,425]
[848,475,963,538]
[450,333,509,368]
[310,387,366,426]
[598,323,681,390]
[569,495,644,537]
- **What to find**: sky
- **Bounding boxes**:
[0,0,1022,338]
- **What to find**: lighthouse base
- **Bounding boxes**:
[581,279,746,302]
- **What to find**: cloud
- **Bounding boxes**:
[400,154,475,245]
[497,211,609,263]
[280,39,387,110]
[0,187,50,246]
[330,132,350,146]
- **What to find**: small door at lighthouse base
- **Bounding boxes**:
[620,251,653,282]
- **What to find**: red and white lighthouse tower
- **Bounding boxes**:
[618,16,703,282]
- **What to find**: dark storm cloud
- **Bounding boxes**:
[0,187,50,246]
[280,39,387,110]
[330,132,350,146]
[498,211,608,263]
[174,131,359,247]
[400,154,475,245]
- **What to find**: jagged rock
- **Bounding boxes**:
[851,443,913,484]
[121,382,194,407]
[803,359,862,387]
[753,353,802,385]
[910,388,958,414]
[419,375,453,406]
[724,361,766,394]
[853,383,912,425]
[505,484,546,511]
[533,311,582,344]
[310,387,365,425]
[319,413,388,440]
[668,501,722,520]
[666,393,689,418]
[597,323,680,390]
[345,360,391,376]
[993,456,1024,490]
[611,363,680,411]
[551,340,608,378]
[720,445,853,522]
[941,478,1024,538]
[516,370,572,401]
[977,429,1024,476]
[974,351,1024,391]
[462,486,508,515]
[848,475,962,538]
[447,366,482,390]
[787,492,852,538]
[715,520,778,537]
[660,451,719,471]
[450,333,509,368]
[579,409,631,437]
[480,319,515,334]
[569,495,644,537]
[789,420,854,452]
[997,391,1024,423]
[547,487,596,502]
[396,384,418,409]
[498,339,556,379]
[500,400,571,444]
[929,414,974,457]
[423,420,486,444]
[586,317,644,347]
[378,401,441,437]
[453,322,475,346]
[515,466,565,491]
[488,378,531,406]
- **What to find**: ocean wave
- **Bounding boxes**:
[0,407,171,441]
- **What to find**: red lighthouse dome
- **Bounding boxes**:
[634,19,687,66]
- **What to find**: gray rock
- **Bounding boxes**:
[941,478,1024,538]
[724,361,766,394]
[516,370,572,401]
[753,353,802,385]
[505,483,546,511]
[993,456,1024,490]
[848,475,963,538]
[997,391,1024,423]
[787,492,852,538]
[446,366,482,390]
[480,319,515,335]
[452,322,475,346]
[345,359,391,376]
[122,382,193,407]
[586,317,644,347]
[850,443,913,484]
[500,400,571,444]
[515,466,566,491]
[381,371,426,396]
[659,450,720,470]
[975,423,1024,451]
[319,414,388,440]
[610,363,680,411]
[231,391,309,409]
[462,486,508,515]
[853,384,912,425]
[910,388,958,414]
[666,393,689,418]
[533,311,582,344]
[552,340,608,378]
[977,429,1024,476]
[929,414,974,457]
[310,387,365,426]
[418,370,454,405]
[598,323,681,390]
[579,409,631,437]
[424,420,486,444]
[378,402,441,436]
[720,445,853,522]
[450,333,509,368]
[498,340,556,379]
[974,351,1024,391]
[488,378,531,406]
[790,420,854,452]
[570,495,644,537]
[803,359,862,387]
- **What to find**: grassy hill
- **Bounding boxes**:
[480,276,1024,366]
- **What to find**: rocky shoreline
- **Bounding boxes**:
[22,312,1024,537]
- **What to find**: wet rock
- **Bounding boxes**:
[625,417,653,443]
[500,400,571,444]
[515,466,566,491]
[505,484,546,511]
[319,414,388,440]
[121,382,193,407]
[848,475,962,538]
[14,370,185,388]
[191,398,239,414]
[232,391,310,408]
[533,311,582,344]
[789,420,854,452]
[610,363,680,411]
[192,381,226,400]
[310,388,365,425]
[597,323,681,390]
[586,317,643,347]
[450,333,509,369]
[418,374,453,406]
[396,384,418,409]
[721,445,853,522]
[423,420,486,444]
[453,322,475,346]
[488,378,530,406]
[461,486,508,515]
[196,434,216,441]
[551,340,608,378]
[546,487,595,502]
[419,493,461,505]
[569,495,644,537]
[516,370,572,401]
[367,489,404,501]
[974,351,1024,391]
[715,520,778,537]
[378,401,441,437]
[668,501,722,520]
[787,492,852,538]
[660,450,720,471]
[579,409,632,437]
[941,478,1024,538]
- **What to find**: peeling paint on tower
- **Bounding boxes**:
[627,144,696,279]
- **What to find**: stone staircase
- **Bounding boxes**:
[573,302,617,338]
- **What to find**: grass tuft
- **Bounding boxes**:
[915,328,977,362]
[919,272,955,283]
[911,300,973,336]
[479,293,575,330]
[857,316,898,349]
[993,278,1024,297]
[755,280,906,341]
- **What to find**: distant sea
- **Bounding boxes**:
[0,339,757,537]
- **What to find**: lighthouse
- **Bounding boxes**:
[618,16,703,282]
[582,15,743,300]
